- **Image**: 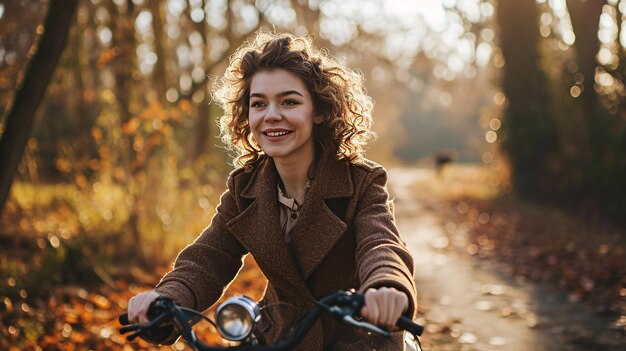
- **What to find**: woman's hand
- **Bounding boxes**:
[127,290,161,325]
[360,287,408,331]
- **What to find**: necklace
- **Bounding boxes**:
[279,183,308,220]
[290,200,301,220]
[278,161,316,222]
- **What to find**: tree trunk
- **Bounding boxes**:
[566,0,605,162]
[566,0,626,225]
[190,2,264,159]
[496,0,559,198]
[0,0,79,215]
[70,7,94,163]
[108,0,143,248]
[108,0,136,124]
[566,0,605,113]
[149,0,167,100]
[191,0,211,160]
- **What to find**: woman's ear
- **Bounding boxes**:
[314,114,325,124]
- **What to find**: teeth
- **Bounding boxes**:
[266,131,289,137]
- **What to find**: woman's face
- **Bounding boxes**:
[248,68,323,164]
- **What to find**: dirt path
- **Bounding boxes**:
[388,167,622,351]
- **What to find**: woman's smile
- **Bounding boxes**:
[263,128,292,139]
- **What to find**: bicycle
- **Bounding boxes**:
[119,289,424,350]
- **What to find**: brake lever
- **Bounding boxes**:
[127,330,143,341]
[120,307,173,341]
[342,315,391,337]
[119,323,142,334]
[127,311,169,330]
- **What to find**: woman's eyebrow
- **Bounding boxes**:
[250,90,304,98]
[278,90,304,97]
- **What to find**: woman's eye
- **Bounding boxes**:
[283,99,298,106]
[251,101,265,108]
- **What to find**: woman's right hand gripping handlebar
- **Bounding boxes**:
[127,290,161,325]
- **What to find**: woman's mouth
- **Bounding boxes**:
[263,130,292,138]
[265,131,289,137]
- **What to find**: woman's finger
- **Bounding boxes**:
[387,289,403,329]
[127,291,160,325]
[377,289,390,326]
[362,288,380,325]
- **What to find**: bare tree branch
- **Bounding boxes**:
[180,10,266,100]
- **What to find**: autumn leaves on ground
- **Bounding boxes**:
[1,164,625,350]
[413,165,626,318]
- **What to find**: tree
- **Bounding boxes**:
[496,0,626,225]
[0,0,79,215]
[496,0,559,199]
[565,0,626,223]
[567,0,605,119]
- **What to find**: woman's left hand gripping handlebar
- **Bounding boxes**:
[360,286,409,331]
[127,290,161,325]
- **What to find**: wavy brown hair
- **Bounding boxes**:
[213,31,375,169]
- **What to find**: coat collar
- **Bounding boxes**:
[239,153,354,200]
[229,154,354,293]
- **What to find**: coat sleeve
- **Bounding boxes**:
[155,173,248,311]
[354,167,418,318]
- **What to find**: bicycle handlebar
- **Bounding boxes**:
[119,290,423,350]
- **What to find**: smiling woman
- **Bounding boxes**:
[125,31,419,351]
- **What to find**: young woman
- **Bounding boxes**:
[127,32,418,350]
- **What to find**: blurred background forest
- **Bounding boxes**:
[0,0,625,349]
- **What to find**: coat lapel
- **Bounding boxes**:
[226,158,312,298]
[290,156,354,280]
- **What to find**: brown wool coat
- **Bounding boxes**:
[155,154,417,350]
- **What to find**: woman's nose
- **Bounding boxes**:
[264,103,282,121]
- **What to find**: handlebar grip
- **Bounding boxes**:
[351,290,424,336]
[119,313,130,326]
[396,316,424,336]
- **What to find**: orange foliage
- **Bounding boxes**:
[0,256,266,350]
[96,48,121,68]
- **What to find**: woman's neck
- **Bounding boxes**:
[274,154,314,199]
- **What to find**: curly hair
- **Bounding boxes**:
[212,31,375,169]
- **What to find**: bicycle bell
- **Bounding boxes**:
[215,296,260,341]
